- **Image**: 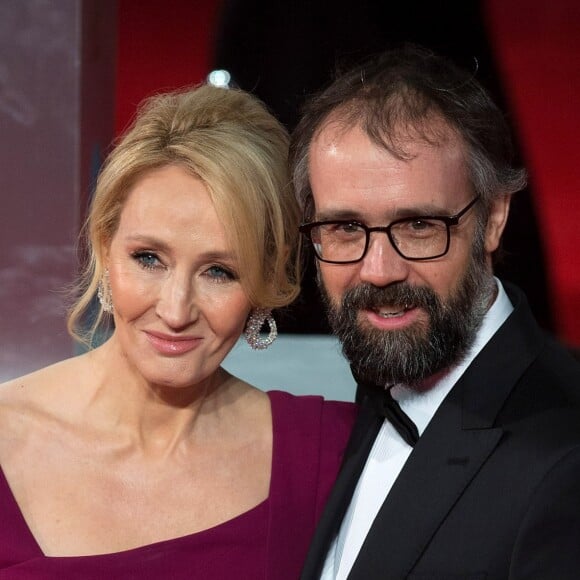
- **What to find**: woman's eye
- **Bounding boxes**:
[205,265,236,282]
[132,251,162,270]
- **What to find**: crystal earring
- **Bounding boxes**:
[244,308,277,350]
[97,269,113,314]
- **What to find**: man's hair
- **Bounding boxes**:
[290,44,527,218]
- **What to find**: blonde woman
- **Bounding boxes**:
[0,85,355,578]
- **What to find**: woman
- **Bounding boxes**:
[0,85,355,578]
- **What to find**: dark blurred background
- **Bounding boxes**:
[211,0,556,335]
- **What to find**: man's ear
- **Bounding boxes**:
[485,194,511,253]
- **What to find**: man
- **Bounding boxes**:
[291,45,580,579]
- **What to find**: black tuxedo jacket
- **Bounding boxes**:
[302,284,580,579]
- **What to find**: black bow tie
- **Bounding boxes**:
[352,368,419,447]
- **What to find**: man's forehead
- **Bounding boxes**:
[311,117,362,152]
[308,114,473,220]
[311,114,464,159]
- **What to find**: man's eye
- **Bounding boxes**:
[397,219,445,238]
[324,222,363,236]
[409,220,432,230]
[339,223,363,234]
[405,219,443,232]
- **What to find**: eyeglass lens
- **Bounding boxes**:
[311,218,450,262]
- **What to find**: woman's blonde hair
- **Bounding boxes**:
[68,84,301,345]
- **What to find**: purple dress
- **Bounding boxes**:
[0,391,356,579]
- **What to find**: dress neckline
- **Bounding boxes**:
[0,391,285,559]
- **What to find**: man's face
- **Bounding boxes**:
[308,122,508,387]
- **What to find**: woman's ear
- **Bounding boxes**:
[100,236,111,268]
[485,194,511,254]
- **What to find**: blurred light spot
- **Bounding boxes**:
[207,69,231,88]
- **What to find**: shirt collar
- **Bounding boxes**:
[392,278,514,436]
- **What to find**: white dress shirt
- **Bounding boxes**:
[320,279,514,579]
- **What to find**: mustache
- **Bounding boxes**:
[341,282,441,313]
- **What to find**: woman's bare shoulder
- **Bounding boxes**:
[1,355,86,396]
[0,355,91,434]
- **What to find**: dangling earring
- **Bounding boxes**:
[97,269,113,314]
[244,308,277,350]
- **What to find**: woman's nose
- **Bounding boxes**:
[155,273,197,329]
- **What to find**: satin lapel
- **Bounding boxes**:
[348,284,546,579]
[301,400,383,580]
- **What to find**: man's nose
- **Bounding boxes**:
[358,231,410,287]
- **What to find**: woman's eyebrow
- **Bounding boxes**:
[124,234,171,252]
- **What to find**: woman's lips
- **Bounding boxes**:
[144,331,201,355]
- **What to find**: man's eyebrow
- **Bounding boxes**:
[314,203,452,223]
[391,203,452,219]
[314,209,366,222]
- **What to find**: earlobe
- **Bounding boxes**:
[485,195,511,253]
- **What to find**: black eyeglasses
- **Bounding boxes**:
[299,196,480,263]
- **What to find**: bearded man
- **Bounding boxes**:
[291,45,580,580]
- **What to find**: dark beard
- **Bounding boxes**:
[319,242,495,390]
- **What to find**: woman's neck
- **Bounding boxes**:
[80,341,241,458]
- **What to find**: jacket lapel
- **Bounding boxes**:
[348,284,546,579]
[348,386,503,579]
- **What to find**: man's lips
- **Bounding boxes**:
[144,331,201,355]
[373,305,411,318]
[363,304,419,329]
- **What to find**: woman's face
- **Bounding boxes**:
[105,164,252,389]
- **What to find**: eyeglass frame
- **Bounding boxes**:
[299,196,481,264]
